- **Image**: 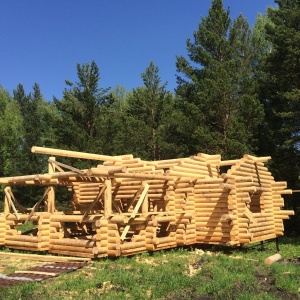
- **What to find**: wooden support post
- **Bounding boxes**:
[3,188,10,214]
[48,158,84,174]
[46,157,56,213]
[142,194,148,215]
[5,187,26,213]
[104,179,112,218]
[4,187,20,220]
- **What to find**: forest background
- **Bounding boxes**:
[0,0,299,234]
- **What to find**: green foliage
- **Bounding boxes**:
[11,83,57,205]
[256,0,300,232]
[0,88,24,177]
[121,61,177,160]
[54,61,110,156]
[176,0,264,159]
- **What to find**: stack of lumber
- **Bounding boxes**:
[0,146,294,258]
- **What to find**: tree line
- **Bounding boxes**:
[0,0,299,233]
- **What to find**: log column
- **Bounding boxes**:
[46,157,56,213]
[104,179,112,217]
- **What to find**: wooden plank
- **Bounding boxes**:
[15,270,58,276]
[0,251,91,262]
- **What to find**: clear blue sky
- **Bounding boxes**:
[0,0,275,102]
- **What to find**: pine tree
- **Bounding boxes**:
[124,61,176,160]
[259,0,300,233]
[12,83,55,205]
[0,87,23,177]
[176,0,264,159]
[13,83,49,174]
[54,61,110,154]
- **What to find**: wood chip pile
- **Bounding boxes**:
[0,146,294,258]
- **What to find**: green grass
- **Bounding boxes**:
[0,238,299,300]
[15,220,36,233]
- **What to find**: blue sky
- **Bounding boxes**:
[0,1,275,101]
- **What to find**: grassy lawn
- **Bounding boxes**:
[0,237,299,300]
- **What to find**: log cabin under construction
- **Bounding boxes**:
[0,146,294,258]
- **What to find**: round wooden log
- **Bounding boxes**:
[196,236,229,243]
[264,253,282,265]
[252,229,276,238]
[249,225,275,233]
[131,235,145,242]
[118,241,145,251]
[5,240,40,248]
[49,249,97,258]
[120,247,147,256]
[251,233,277,243]
[153,236,176,245]
[5,235,38,242]
[110,215,129,224]
[51,214,101,223]
[51,238,95,248]
[49,244,95,254]
[32,146,122,162]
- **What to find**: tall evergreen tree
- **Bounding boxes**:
[175,0,264,159]
[13,83,49,174]
[259,0,300,231]
[124,61,176,160]
[12,83,56,204]
[99,85,131,155]
[54,61,110,154]
[0,87,23,177]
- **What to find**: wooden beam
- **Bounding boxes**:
[14,270,58,276]
[32,146,123,162]
[46,157,56,213]
[0,252,88,263]
[48,158,85,174]
[4,187,20,220]
[6,187,26,213]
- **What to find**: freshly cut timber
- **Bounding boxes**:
[0,146,294,258]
